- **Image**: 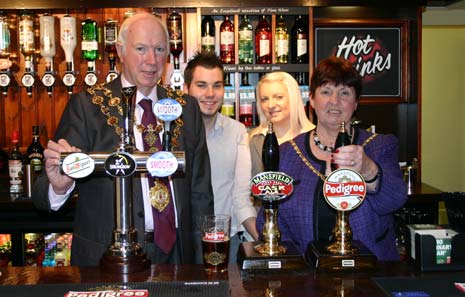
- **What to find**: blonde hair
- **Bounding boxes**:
[249,71,314,143]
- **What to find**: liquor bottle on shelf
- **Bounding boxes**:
[296,72,309,117]
[219,15,234,64]
[331,121,351,171]
[239,73,254,127]
[27,125,44,174]
[42,239,56,267]
[81,18,98,87]
[104,18,118,82]
[224,72,231,86]
[8,130,23,197]
[167,9,184,89]
[262,122,279,172]
[24,237,37,266]
[201,15,215,54]
[222,72,235,119]
[39,14,56,96]
[0,11,13,96]
[18,10,36,97]
[238,15,253,64]
[291,15,309,64]
[60,14,77,94]
[275,15,289,64]
[255,15,272,64]
[55,237,66,266]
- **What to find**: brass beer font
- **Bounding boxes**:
[326,210,358,255]
[255,202,287,256]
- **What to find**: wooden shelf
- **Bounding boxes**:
[0,0,427,10]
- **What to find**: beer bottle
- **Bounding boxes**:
[219,16,234,64]
[262,122,279,171]
[27,125,44,174]
[331,121,351,171]
[201,15,215,54]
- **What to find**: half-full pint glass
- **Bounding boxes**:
[201,214,231,273]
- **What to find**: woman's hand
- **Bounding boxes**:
[331,144,379,182]
[44,139,81,195]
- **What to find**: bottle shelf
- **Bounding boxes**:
[200,7,310,127]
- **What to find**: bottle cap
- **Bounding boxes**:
[11,130,19,143]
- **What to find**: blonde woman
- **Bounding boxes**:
[249,71,314,176]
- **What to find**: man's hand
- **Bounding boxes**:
[44,139,81,195]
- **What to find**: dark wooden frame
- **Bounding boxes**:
[312,19,408,104]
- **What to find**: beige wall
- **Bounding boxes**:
[422,9,465,191]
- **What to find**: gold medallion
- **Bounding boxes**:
[149,181,170,212]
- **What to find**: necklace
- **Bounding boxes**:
[290,139,326,181]
[88,83,186,149]
[291,133,379,182]
[313,129,334,153]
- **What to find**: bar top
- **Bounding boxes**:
[0,263,464,297]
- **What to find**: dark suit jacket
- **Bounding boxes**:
[32,77,213,266]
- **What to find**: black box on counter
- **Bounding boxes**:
[406,224,465,271]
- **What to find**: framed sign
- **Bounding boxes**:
[314,20,408,103]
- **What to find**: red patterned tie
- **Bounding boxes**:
[139,98,176,254]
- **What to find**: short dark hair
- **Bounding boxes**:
[310,56,362,101]
[184,51,224,87]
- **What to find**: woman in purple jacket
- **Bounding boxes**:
[256,56,407,260]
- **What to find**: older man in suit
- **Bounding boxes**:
[32,12,213,266]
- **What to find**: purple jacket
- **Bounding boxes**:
[256,129,408,261]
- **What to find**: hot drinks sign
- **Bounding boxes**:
[314,21,406,100]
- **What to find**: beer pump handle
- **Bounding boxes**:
[121,86,137,148]
[59,151,186,175]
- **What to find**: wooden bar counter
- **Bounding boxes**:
[1,262,465,296]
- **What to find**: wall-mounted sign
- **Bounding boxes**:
[314,20,408,103]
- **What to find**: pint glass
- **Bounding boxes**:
[201,214,231,273]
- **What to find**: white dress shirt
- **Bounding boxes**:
[206,113,256,237]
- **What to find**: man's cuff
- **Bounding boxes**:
[48,182,76,210]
